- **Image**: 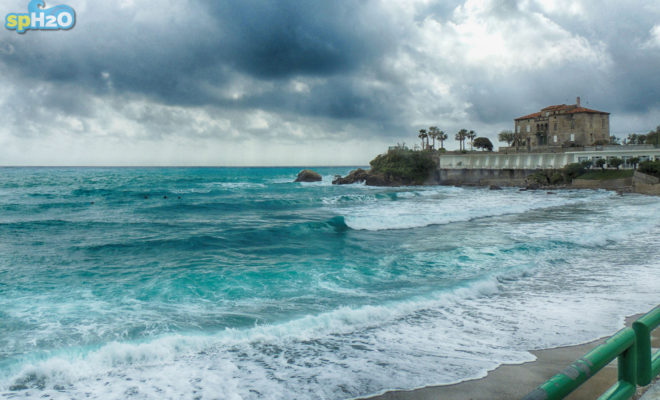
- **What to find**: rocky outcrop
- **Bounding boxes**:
[332,169,415,186]
[333,167,436,186]
[332,169,369,185]
[294,169,322,182]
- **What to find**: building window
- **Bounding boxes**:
[571,120,575,129]
[553,135,557,143]
[554,122,557,131]
[526,125,530,133]
[622,156,631,166]
[570,133,575,141]
[516,126,520,133]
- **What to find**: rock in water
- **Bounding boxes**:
[489,185,503,190]
[294,169,322,182]
[332,168,369,185]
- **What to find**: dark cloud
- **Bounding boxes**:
[206,1,395,79]
[0,0,398,110]
[1,0,659,161]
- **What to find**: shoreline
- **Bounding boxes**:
[361,313,660,400]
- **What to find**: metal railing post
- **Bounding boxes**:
[633,306,660,386]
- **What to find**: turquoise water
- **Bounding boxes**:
[0,167,658,399]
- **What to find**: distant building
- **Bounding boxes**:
[514,97,610,150]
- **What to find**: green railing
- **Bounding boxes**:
[635,307,660,387]
[523,306,660,400]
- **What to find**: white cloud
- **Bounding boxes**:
[643,24,660,49]
[526,0,585,17]
[419,0,609,72]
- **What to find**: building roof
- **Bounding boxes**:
[515,104,609,121]
[516,111,542,120]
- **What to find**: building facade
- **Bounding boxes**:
[514,97,610,150]
[437,146,660,170]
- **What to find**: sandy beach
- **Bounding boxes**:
[364,313,660,400]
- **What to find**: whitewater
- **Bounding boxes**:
[0,167,658,399]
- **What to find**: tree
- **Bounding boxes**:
[438,130,448,150]
[639,160,660,178]
[418,129,427,150]
[428,126,439,150]
[580,160,593,170]
[595,158,607,171]
[513,131,525,150]
[498,130,514,146]
[467,130,477,151]
[608,157,623,170]
[609,135,620,145]
[564,163,586,181]
[455,129,468,151]
[629,157,640,169]
[369,148,436,184]
[647,126,660,147]
[627,133,648,145]
[473,137,493,151]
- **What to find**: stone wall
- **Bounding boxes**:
[433,166,660,195]
[434,168,539,186]
[632,171,660,195]
[571,177,633,191]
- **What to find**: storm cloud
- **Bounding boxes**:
[0,0,659,165]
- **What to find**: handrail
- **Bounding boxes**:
[523,306,660,400]
[633,307,660,386]
[523,328,636,400]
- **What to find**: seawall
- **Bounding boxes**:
[433,168,540,186]
[572,177,633,191]
[633,171,660,195]
[432,168,660,196]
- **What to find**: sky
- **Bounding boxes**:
[1,0,659,166]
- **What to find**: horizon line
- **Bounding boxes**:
[0,165,369,168]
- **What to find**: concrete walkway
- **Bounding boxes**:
[641,380,660,400]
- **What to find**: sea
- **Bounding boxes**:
[0,167,658,400]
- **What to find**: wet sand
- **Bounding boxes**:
[363,313,660,400]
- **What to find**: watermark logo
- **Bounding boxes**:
[5,0,76,34]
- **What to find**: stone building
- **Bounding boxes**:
[514,97,610,150]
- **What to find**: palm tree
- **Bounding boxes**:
[455,129,468,151]
[428,126,439,150]
[467,130,477,151]
[438,130,447,150]
[418,129,427,150]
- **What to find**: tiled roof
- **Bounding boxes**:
[515,104,609,120]
[566,106,610,115]
[515,112,542,120]
[541,104,566,111]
